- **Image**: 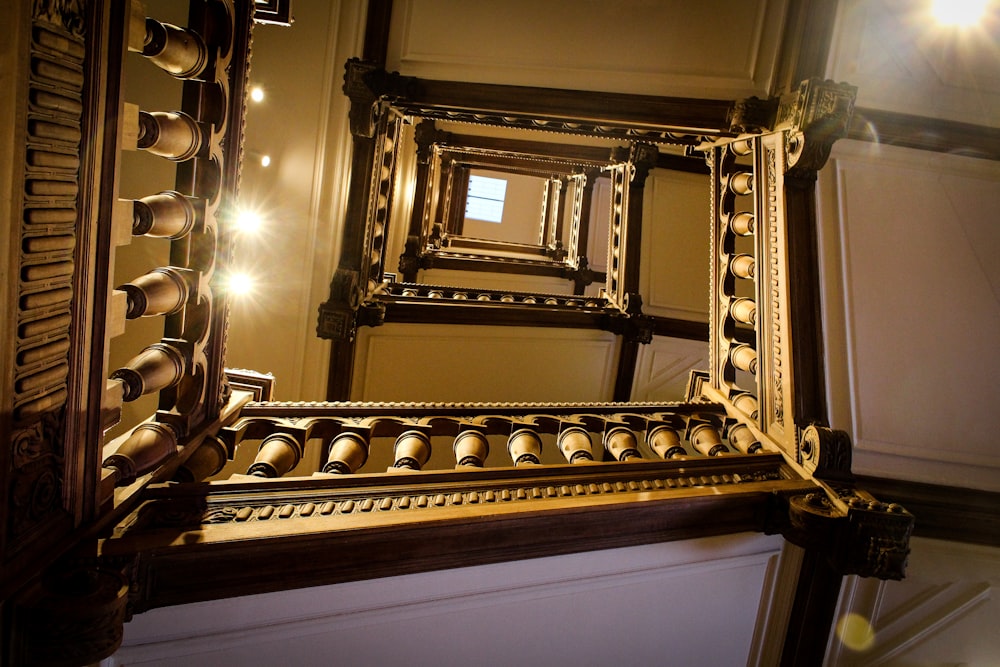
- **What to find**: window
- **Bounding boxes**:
[465,174,507,223]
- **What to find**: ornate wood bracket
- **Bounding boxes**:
[9,558,129,666]
[774,78,857,179]
[767,426,914,580]
[343,58,420,139]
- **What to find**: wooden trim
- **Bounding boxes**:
[325,339,356,401]
[854,475,1000,547]
[613,340,640,402]
[783,176,828,426]
[362,0,393,64]
[780,548,843,667]
[847,107,1000,162]
[381,298,609,330]
[399,78,737,137]
[771,0,840,94]
[102,459,815,612]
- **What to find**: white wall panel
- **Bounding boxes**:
[817,141,1000,491]
[386,0,788,98]
[631,336,709,402]
[108,534,784,667]
[827,538,1000,665]
[829,0,1000,127]
[640,170,711,322]
[353,323,619,402]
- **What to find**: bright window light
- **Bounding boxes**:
[465,175,507,223]
[225,271,255,297]
[931,0,988,26]
[250,86,265,102]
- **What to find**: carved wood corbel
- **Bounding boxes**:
[767,426,914,580]
[9,558,130,666]
[774,78,857,180]
[343,58,420,139]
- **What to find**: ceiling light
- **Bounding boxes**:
[224,271,255,297]
[235,209,263,234]
[250,86,265,102]
[931,0,989,27]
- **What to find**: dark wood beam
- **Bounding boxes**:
[854,475,1000,547]
[848,108,1000,162]
[780,549,843,667]
[380,298,608,330]
[400,78,736,136]
[362,0,393,65]
[613,339,640,401]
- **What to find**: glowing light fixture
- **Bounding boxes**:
[931,0,988,26]
[224,271,255,297]
[235,209,263,234]
[260,154,271,167]
[250,85,265,102]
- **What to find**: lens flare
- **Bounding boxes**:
[250,86,265,102]
[224,271,255,297]
[260,154,271,167]
[235,209,263,234]
[931,0,989,27]
[835,612,876,652]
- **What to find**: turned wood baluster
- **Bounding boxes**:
[322,432,369,474]
[556,426,594,463]
[103,422,179,486]
[109,340,187,401]
[688,420,730,456]
[118,267,191,318]
[731,390,759,420]
[730,253,756,279]
[173,435,228,482]
[730,343,758,375]
[729,297,757,326]
[507,428,542,466]
[603,426,643,461]
[392,430,431,470]
[646,425,687,459]
[453,430,489,468]
[132,191,199,238]
[728,423,762,454]
[247,433,303,478]
[729,210,755,236]
[136,109,207,161]
[139,17,209,79]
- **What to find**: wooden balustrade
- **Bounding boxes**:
[453,429,489,468]
[392,430,432,470]
[185,400,778,483]
[103,422,179,486]
[557,426,595,463]
[248,433,303,478]
[323,431,369,474]
[110,340,188,402]
[131,190,202,238]
[140,17,210,79]
[136,110,208,161]
[118,267,192,318]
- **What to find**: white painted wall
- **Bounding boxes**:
[107,533,786,667]
[817,142,1000,491]
[826,538,1000,665]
